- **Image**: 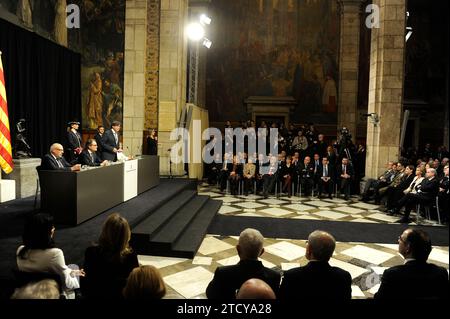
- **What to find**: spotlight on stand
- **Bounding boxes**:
[186,22,205,41]
[202,38,212,49]
[200,14,211,26]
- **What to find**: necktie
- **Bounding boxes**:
[91,152,94,163]
[114,132,118,145]
[57,158,63,168]
[324,165,328,177]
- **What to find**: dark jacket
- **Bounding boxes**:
[79,150,102,166]
[397,173,415,191]
[206,260,281,299]
[417,177,440,201]
[337,163,354,179]
[94,133,104,156]
[316,164,335,181]
[279,261,352,299]
[41,154,72,171]
[375,260,449,299]
[100,129,120,161]
[66,130,82,151]
[81,246,139,299]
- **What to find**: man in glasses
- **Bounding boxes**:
[41,143,81,171]
[375,229,448,299]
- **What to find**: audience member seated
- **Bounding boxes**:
[81,213,139,299]
[318,157,334,199]
[299,156,314,196]
[438,165,449,223]
[41,143,81,171]
[228,155,243,195]
[312,153,321,193]
[376,162,405,205]
[389,168,439,223]
[361,161,396,202]
[375,229,448,299]
[207,154,222,185]
[337,157,354,200]
[123,265,166,300]
[16,213,84,299]
[262,156,279,199]
[280,156,295,197]
[218,153,233,192]
[11,279,61,299]
[383,165,415,212]
[206,228,281,299]
[236,278,276,300]
[243,157,256,195]
[79,139,108,167]
[279,230,351,299]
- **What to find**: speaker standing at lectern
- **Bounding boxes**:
[41,143,81,171]
[100,121,122,162]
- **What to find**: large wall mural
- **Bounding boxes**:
[0,0,125,130]
[70,0,125,130]
[206,0,340,124]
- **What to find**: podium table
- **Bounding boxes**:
[39,156,159,225]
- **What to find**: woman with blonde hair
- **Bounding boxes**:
[81,213,139,299]
[123,265,166,300]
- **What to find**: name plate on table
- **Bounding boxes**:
[123,159,138,201]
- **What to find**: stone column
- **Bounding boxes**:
[123,0,147,156]
[337,0,364,138]
[366,0,406,178]
[158,0,188,175]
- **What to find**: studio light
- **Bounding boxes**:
[202,38,212,49]
[200,14,212,25]
[186,22,205,41]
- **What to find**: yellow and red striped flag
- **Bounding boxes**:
[0,51,14,174]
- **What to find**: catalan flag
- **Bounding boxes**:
[0,51,13,174]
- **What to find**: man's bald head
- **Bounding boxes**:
[306,230,336,262]
[236,279,276,299]
[50,143,64,158]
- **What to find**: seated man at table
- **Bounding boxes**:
[79,139,108,167]
[41,143,81,171]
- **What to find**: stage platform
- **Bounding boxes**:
[0,178,222,299]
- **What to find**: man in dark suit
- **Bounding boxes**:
[384,165,415,211]
[375,229,448,299]
[393,168,440,223]
[317,157,334,199]
[338,157,354,200]
[100,121,122,162]
[79,139,108,167]
[41,143,81,171]
[298,156,314,196]
[206,228,281,299]
[280,230,352,299]
[93,125,105,159]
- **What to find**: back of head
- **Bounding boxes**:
[236,278,276,299]
[98,213,131,258]
[19,213,55,258]
[11,279,60,299]
[123,266,166,300]
[238,228,264,260]
[405,229,432,262]
[307,230,336,262]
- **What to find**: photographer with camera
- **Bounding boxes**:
[337,127,355,161]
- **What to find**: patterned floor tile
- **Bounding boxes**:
[428,249,449,265]
[366,213,400,223]
[138,255,188,269]
[217,255,276,269]
[164,267,214,299]
[283,203,316,212]
[293,215,321,220]
[304,200,335,207]
[234,202,266,209]
[341,245,396,265]
[259,207,293,217]
[264,241,306,261]
[351,285,366,298]
[313,210,348,220]
[333,206,366,214]
[281,263,300,271]
[329,258,370,279]
[351,202,381,210]
[259,198,288,205]
[218,206,242,214]
[192,256,213,266]
[198,237,235,255]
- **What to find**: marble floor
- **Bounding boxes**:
[134,183,448,299]
[198,183,442,225]
[138,235,449,299]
